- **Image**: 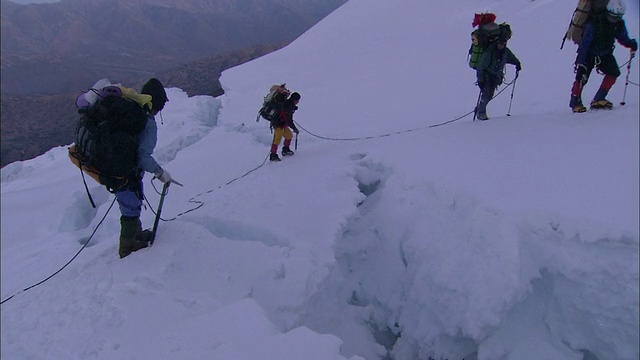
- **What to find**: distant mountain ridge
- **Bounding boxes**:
[0,0,346,167]
[0,43,286,167]
[1,0,345,95]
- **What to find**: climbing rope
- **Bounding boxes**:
[1,81,518,304]
[295,79,515,142]
[1,197,117,304]
[148,80,518,224]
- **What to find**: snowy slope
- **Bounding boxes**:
[2,0,639,359]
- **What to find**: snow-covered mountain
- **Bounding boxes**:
[2,0,638,359]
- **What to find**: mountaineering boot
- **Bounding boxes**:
[269,153,281,162]
[570,95,587,113]
[118,216,149,258]
[136,229,154,244]
[282,146,294,156]
[590,99,613,110]
[590,87,613,109]
[572,104,587,113]
[476,111,489,121]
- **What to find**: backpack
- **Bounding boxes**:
[68,80,151,199]
[562,0,609,49]
[256,84,290,123]
[468,13,512,69]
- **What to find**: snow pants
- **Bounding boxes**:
[270,126,293,154]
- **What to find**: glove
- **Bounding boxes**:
[293,127,299,134]
[630,39,638,52]
[155,168,172,183]
[515,63,522,72]
[477,81,485,90]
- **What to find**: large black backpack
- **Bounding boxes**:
[256,84,290,123]
[69,86,149,196]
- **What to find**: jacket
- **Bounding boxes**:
[274,99,299,132]
[576,17,635,65]
[476,43,521,85]
[136,115,162,175]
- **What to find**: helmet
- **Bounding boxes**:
[606,0,626,18]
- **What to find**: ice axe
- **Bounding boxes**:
[150,178,182,245]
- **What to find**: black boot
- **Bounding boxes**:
[282,146,294,156]
[136,229,154,244]
[269,153,281,162]
[476,111,489,120]
[119,216,149,258]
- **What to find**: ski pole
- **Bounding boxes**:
[620,51,635,106]
[507,73,518,116]
[150,181,170,246]
[294,133,298,151]
[473,89,482,121]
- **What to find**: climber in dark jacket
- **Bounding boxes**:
[475,37,522,120]
[269,92,300,162]
[569,1,637,113]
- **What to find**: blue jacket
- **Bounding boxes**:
[577,18,634,65]
[137,115,162,175]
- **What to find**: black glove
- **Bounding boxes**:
[477,81,485,90]
[630,39,638,52]
[515,62,522,72]
[292,126,299,134]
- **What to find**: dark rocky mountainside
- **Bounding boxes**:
[158,43,287,97]
[0,43,287,167]
[1,0,346,167]
[1,0,345,95]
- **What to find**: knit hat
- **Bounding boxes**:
[141,78,168,112]
[290,92,301,101]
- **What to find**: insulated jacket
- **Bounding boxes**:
[576,16,635,65]
[274,98,299,132]
[137,115,161,175]
[476,43,521,86]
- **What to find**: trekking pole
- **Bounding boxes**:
[294,133,298,151]
[473,89,482,121]
[620,51,635,106]
[150,182,170,246]
[507,73,519,116]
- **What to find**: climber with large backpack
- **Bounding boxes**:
[474,34,522,121]
[567,0,638,112]
[69,78,174,258]
[468,13,512,70]
[270,91,301,162]
[257,83,290,125]
[257,84,301,161]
